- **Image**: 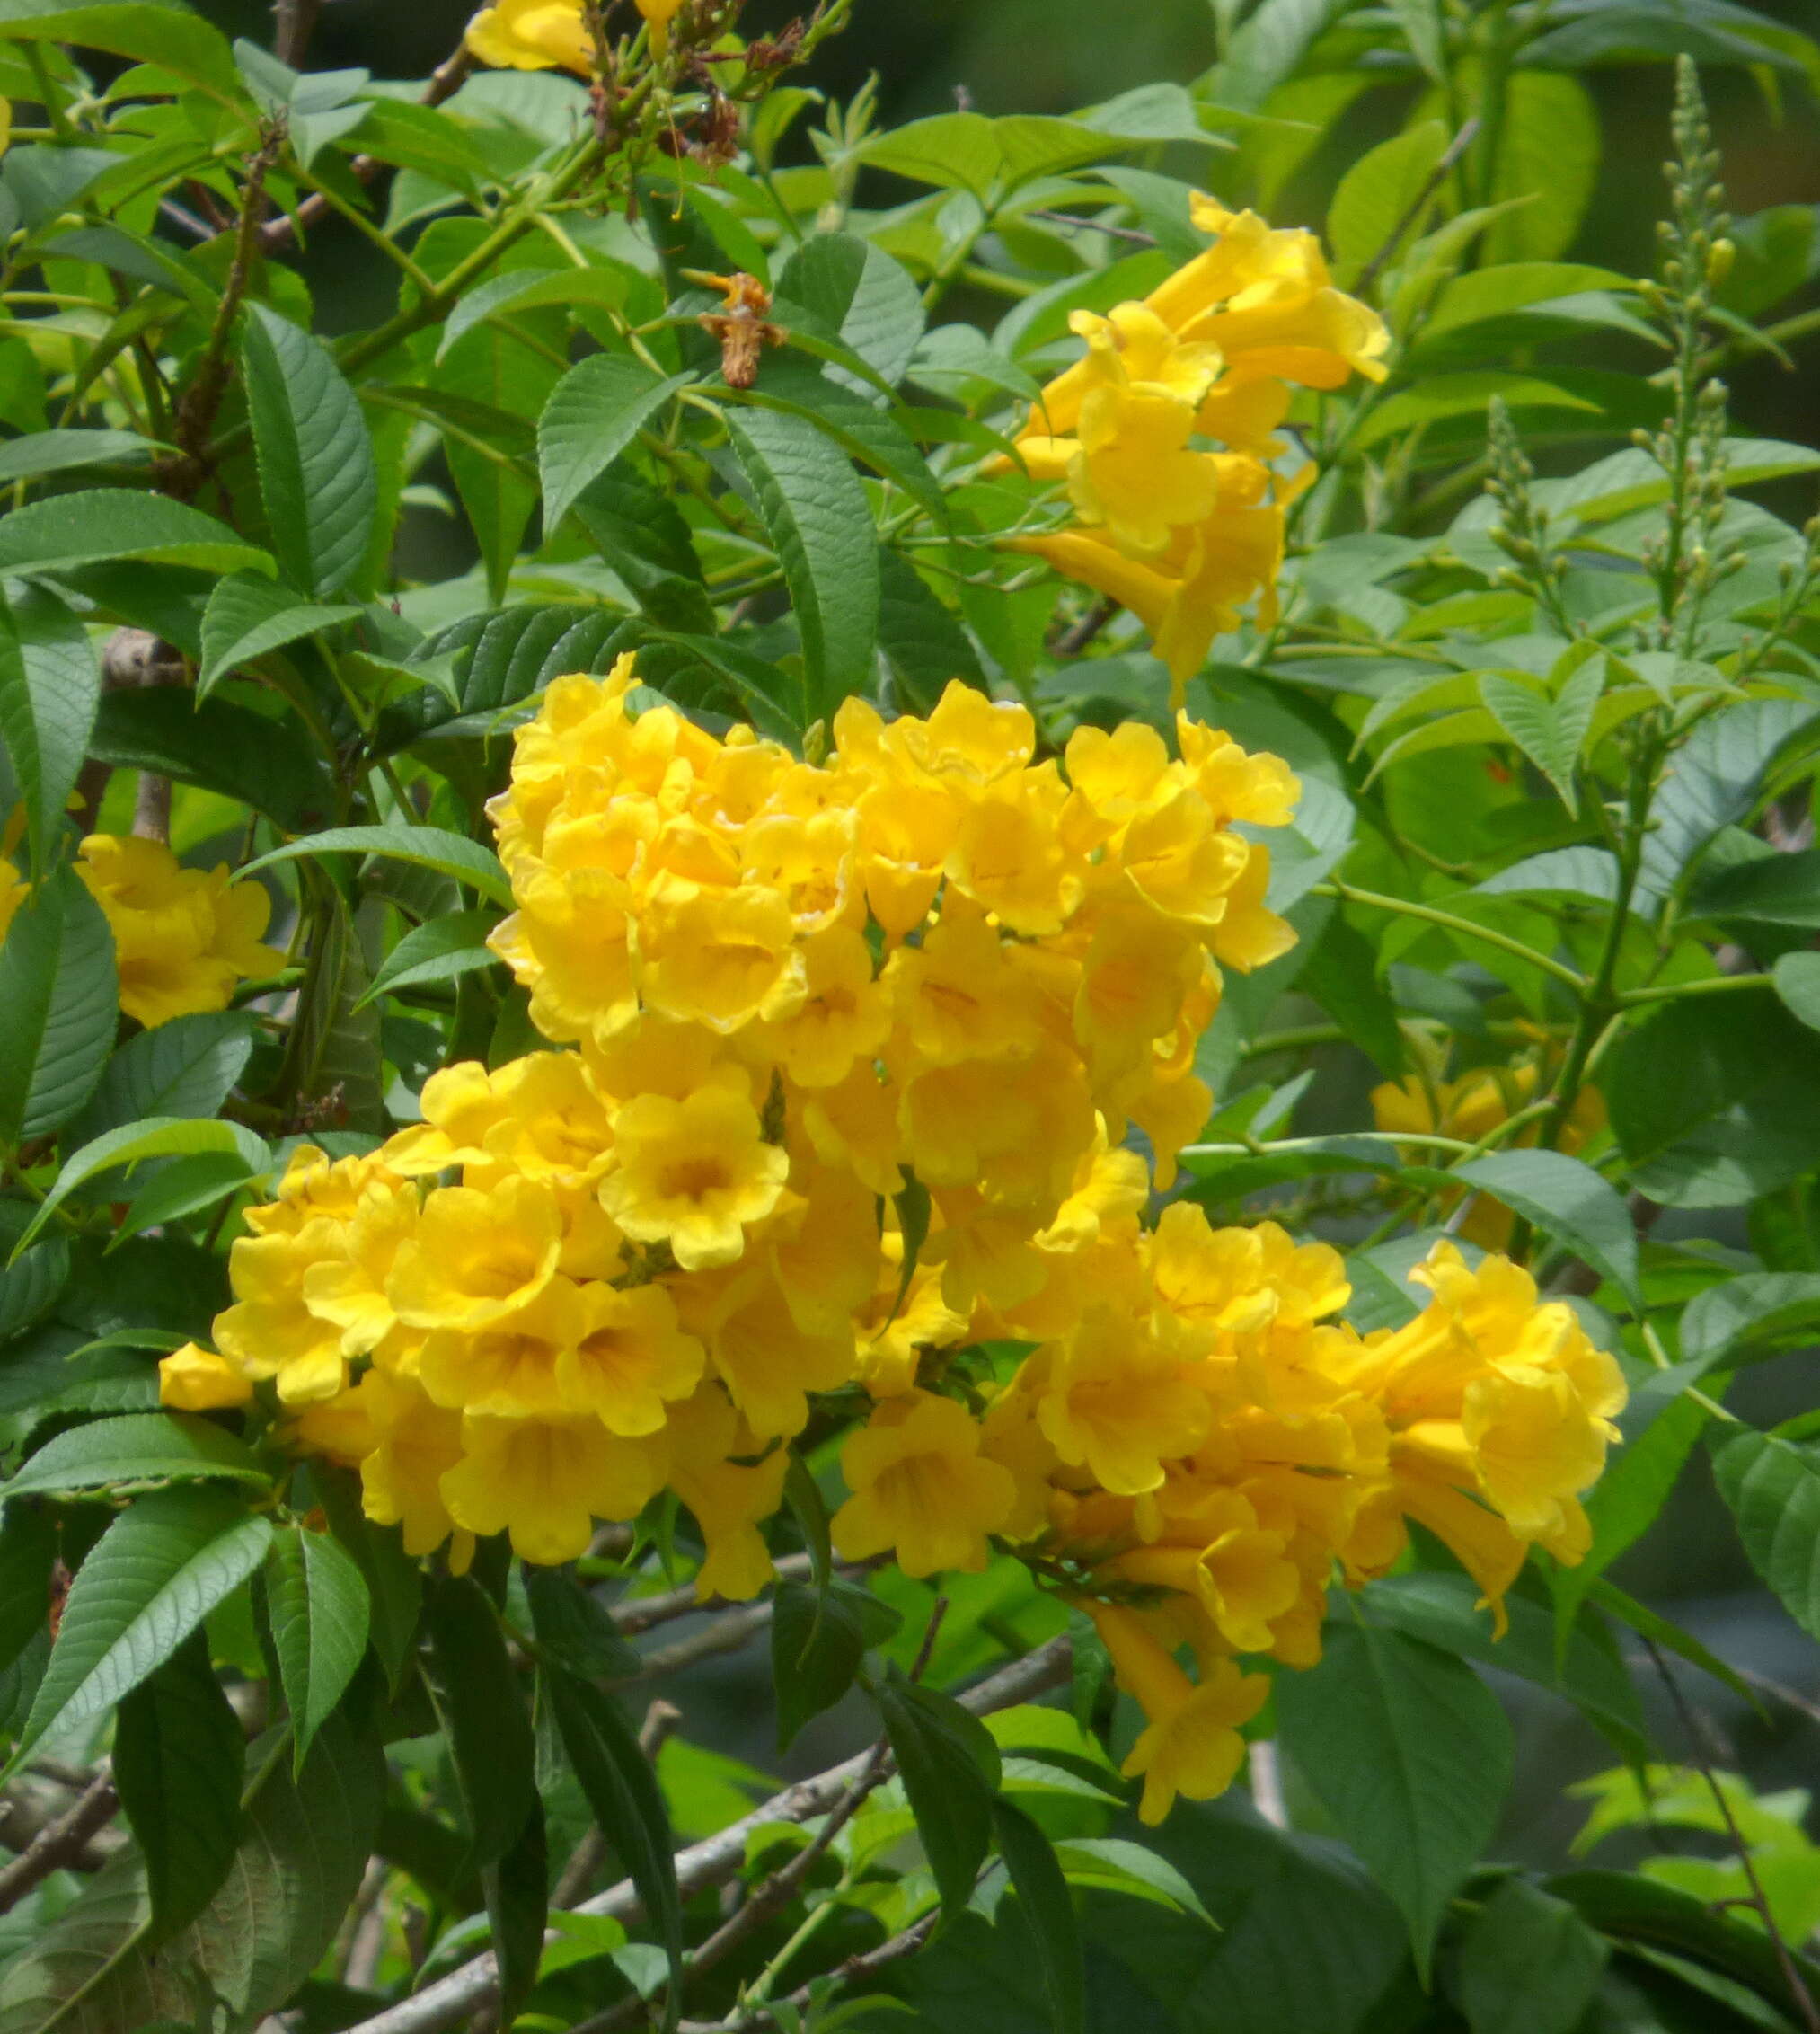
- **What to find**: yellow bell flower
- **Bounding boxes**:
[76,833,283,1029]
[1023,383,1223,560]
[1100,1490,1302,1654]
[442,1413,668,1565]
[298,1182,420,1360]
[387,1175,565,1332]
[556,1279,706,1436]
[215,1218,352,1406]
[832,1391,1017,1579]
[353,1371,472,1561]
[417,1277,583,1419]
[158,1342,253,1411]
[698,1265,857,1439]
[637,884,808,1034]
[464,0,593,75]
[635,0,686,53]
[600,1081,789,1271]
[1086,1604,1268,1824]
[667,1384,789,1601]
[1035,1308,1210,1496]
[756,925,892,1089]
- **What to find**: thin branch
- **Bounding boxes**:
[613,1554,816,1636]
[611,1602,773,1686]
[341,1636,1074,2034]
[1027,208,1157,248]
[678,1914,942,2033]
[1643,1640,1820,2034]
[0,1773,119,1915]
[1355,118,1482,297]
[272,0,324,69]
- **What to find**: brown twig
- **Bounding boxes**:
[1028,208,1157,249]
[0,1773,119,1915]
[273,0,325,68]
[1643,1640,1820,2034]
[612,1553,817,1636]
[611,1602,773,1685]
[1051,597,1116,660]
[167,128,286,498]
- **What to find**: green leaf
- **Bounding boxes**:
[485,1796,549,2032]
[196,572,361,699]
[0,866,119,1147]
[89,686,332,831]
[1604,991,1820,1208]
[570,464,713,635]
[1453,1877,1608,2034]
[878,1669,1003,1920]
[0,1,241,98]
[1713,1429,1820,1642]
[1484,71,1600,264]
[0,1238,69,1340]
[75,1012,259,1143]
[774,233,926,391]
[435,264,635,363]
[855,111,1133,199]
[287,889,384,1136]
[1773,951,1820,1033]
[314,1467,421,1692]
[771,1579,867,1754]
[521,1565,641,1681]
[0,429,162,485]
[0,586,98,874]
[1354,372,1602,453]
[1692,847,1820,930]
[425,1572,536,1867]
[538,1662,684,2027]
[876,550,983,714]
[114,1150,255,1244]
[241,303,378,598]
[1586,1579,1755,1706]
[1327,120,1448,287]
[1683,1273,1820,1370]
[1296,914,1406,1074]
[13,1117,272,1255]
[0,490,273,579]
[1636,698,1819,902]
[360,906,500,1006]
[113,1629,244,1941]
[537,352,690,538]
[1448,1148,1640,1303]
[9,1488,271,1775]
[725,403,879,722]
[265,1522,370,1769]
[4,1411,267,1502]
[991,1799,1085,2034]
[1274,1621,1512,1974]
[0,1503,56,1677]
[1476,660,1604,814]
[1385,0,1445,77]
[738,355,945,526]
[1207,0,1347,111]
[240,824,514,908]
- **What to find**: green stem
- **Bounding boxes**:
[1617,969,1773,1008]
[1313,879,1589,994]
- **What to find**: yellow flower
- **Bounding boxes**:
[441,1413,668,1565]
[1035,1309,1209,1496]
[0,857,25,947]
[465,0,593,74]
[832,1391,1017,1579]
[215,1218,351,1406]
[697,1265,857,1439]
[887,908,1041,1067]
[600,1082,789,1272]
[158,1342,253,1411]
[667,1384,789,1601]
[1100,1490,1302,1654]
[417,1277,582,1419]
[637,884,808,1034]
[76,834,283,1029]
[387,1176,564,1332]
[298,1181,420,1360]
[1087,1604,1268,1824]
[853,1236,972,1398]
[756,926,891,1089]
[354,1372,472,1560]
[636,0,687,53]
[1024,384,1222,559]
[557,1280,706,1436]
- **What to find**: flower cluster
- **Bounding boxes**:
[76,834,284,1030]
[978,1215,1626,1821]
[0,827,282,1029]
[466,0,685,72]
[166,662,1294,1577]
[1010,198,1388,700]
[163,668,1623,1821]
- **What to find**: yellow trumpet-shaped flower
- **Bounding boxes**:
[387,1175,565,1333]
[832,1391,1017,1579]
[441,1413,668,1565]
[1087,1603,1268,1824]
[465,0,593,75]
[556,1279,706,1436]
[158,1342,253,1411]
[599,1082,790,1272]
